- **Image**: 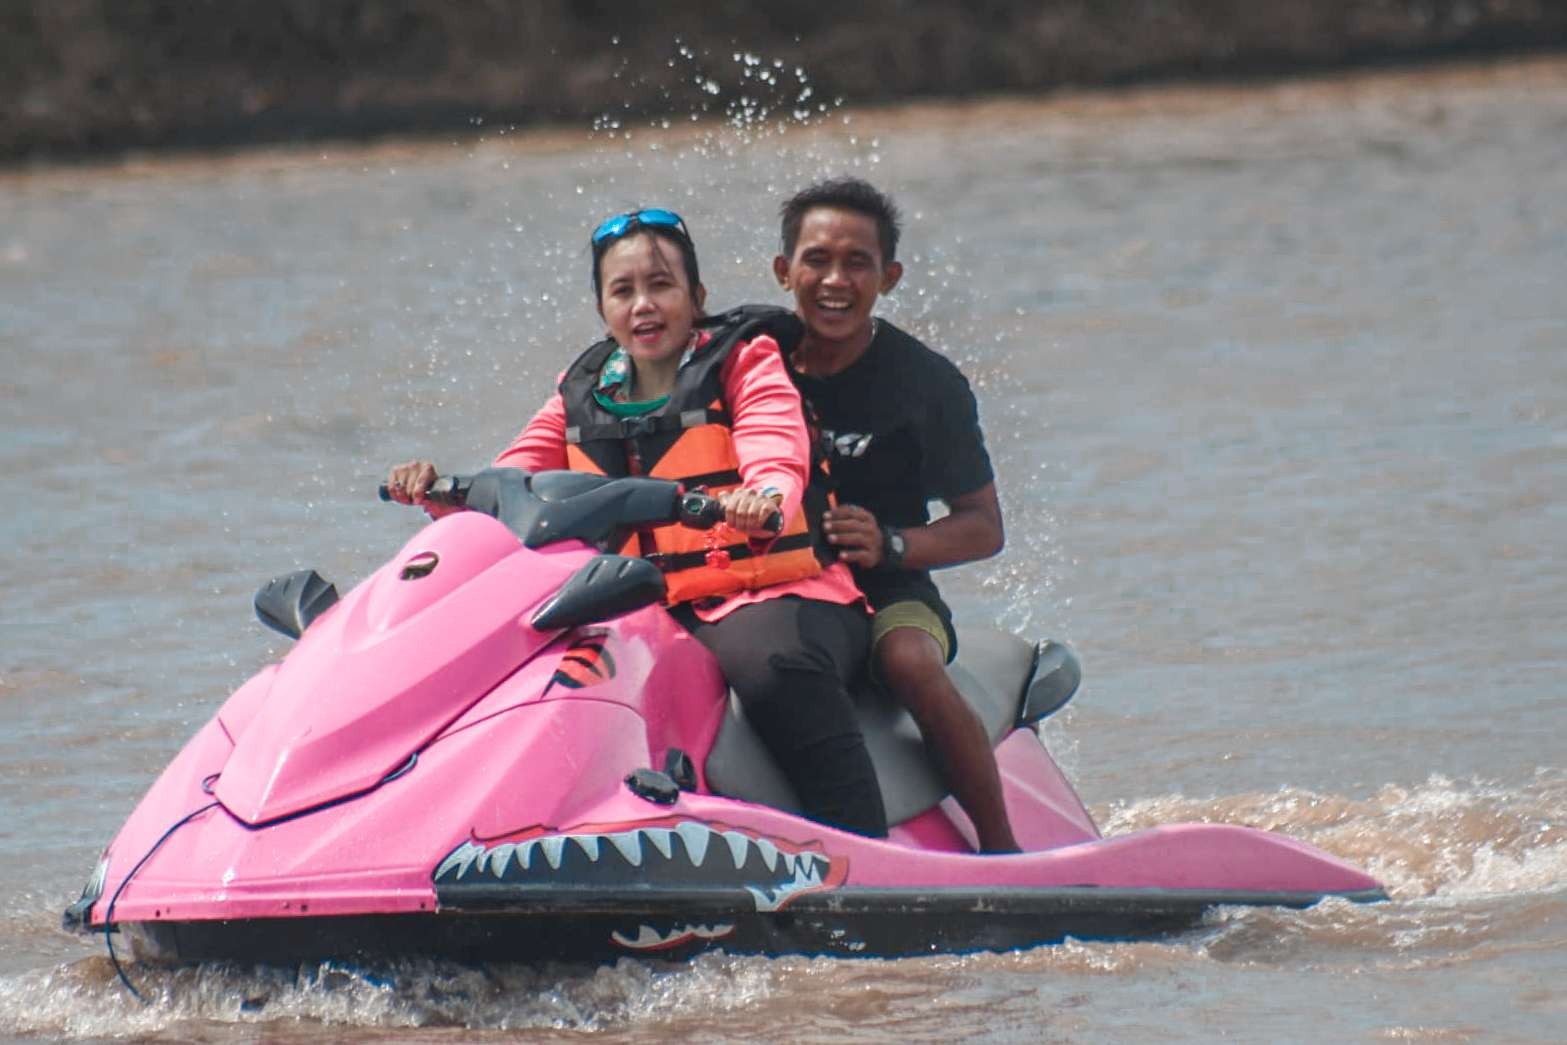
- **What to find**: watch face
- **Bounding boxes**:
[890,533,906,555]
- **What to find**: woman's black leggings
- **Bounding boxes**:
[673,596,888,838]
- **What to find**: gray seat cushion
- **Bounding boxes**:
[704,628,1039,826]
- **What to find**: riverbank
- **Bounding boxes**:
[6,0,1567,163]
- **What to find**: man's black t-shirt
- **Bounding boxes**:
[789,319,994,622]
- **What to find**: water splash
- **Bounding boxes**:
[0,952,774,1039]
[384,37,886,474]
[1102,770,1567,973]
[1097,769,1567,900]
[591,41,845,145]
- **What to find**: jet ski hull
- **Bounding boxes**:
[122,883,1385,965]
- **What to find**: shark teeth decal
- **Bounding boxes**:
[747,850,830,912]
[611,922,735,952]
[433,841,484,881]
[643,827,674,861]
[755,837,780,873]
[608,830,644,867]
[722,830,750,870]
[675,822,710,867]
[488,843,515,879]
[573,834,602,863]
[434,821,844,912]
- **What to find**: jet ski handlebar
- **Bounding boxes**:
[676,488,783,534]
[377,475,468,507]
[379,472,780,534]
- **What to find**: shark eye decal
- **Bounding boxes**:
[544,630,616,693]
[434,819,846,914]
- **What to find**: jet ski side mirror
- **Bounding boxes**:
[531,554,667,631]
[254,569,339,640]
[1018,641,1081,726]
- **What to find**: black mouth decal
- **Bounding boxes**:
[610,922,735,951]
[434,820,842,912]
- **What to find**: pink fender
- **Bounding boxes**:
[215,512,585,824]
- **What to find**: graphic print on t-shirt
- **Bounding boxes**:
[792,319,993,531]
[824,431,875,459]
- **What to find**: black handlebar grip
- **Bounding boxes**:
[679,490,727,529]
[678,490,786,534]
[379,476,464,507]
[422,477,463,507]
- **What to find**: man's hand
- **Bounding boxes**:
[822,483,1004,572]
[823,504,886,567]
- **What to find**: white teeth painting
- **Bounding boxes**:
[609,922,735,951]
[433,822,841,915]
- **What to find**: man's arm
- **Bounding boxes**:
[824,481,1004,570]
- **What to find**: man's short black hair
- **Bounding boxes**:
[779,177,902,264]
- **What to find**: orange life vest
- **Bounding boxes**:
[559,306,834,606]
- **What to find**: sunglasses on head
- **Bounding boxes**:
[590,208,691,247]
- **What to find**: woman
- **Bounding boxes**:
[386,208,887,838]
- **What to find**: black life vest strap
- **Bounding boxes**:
[564,407,731,447]
[643,531,815,573]
[695,304,804,354]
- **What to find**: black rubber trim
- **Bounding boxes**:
[645,532,813,573]
[433,882,1389,915]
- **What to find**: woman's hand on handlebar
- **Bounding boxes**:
[384,460,469,519]
[718,487,784,535]
[385,460,438,505]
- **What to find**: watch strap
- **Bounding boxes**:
[880,524,905,569]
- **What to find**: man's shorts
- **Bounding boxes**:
[869,597,955,666]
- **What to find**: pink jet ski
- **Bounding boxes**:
[65,468,1384,965]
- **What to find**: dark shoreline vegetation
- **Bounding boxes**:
[6,0,1567,164]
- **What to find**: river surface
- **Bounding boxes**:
[2,56,1565,1042]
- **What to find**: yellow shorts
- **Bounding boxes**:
[869,598,953,664]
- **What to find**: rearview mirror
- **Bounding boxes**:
[254,569,339,640]
[531,555,666,631]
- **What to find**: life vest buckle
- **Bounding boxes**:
[619,416,659,439]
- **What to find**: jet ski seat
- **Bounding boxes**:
[705,630,1080,827]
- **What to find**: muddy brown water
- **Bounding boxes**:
[2,57,1565,1042]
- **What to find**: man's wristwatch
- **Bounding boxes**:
[880,525,906,570]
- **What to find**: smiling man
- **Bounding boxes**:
[773,178,1018,853]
